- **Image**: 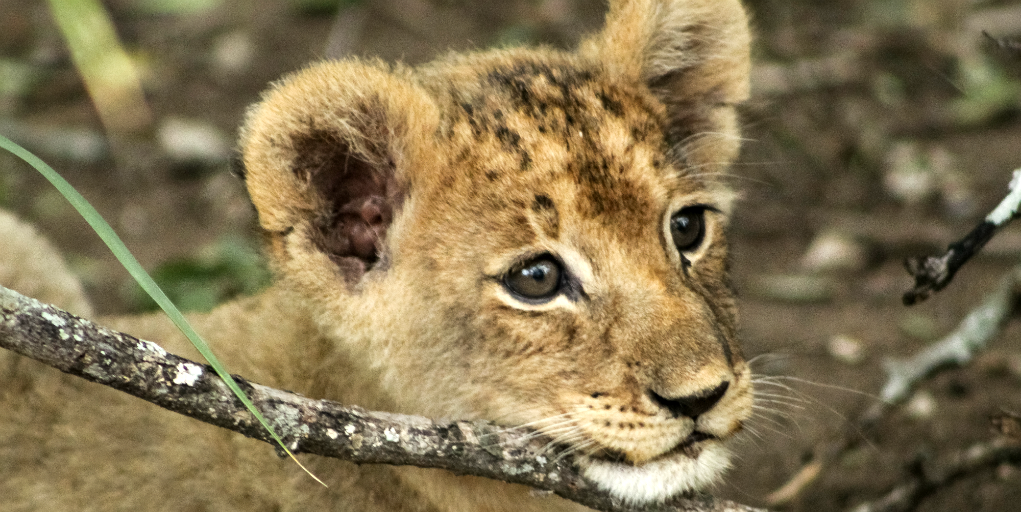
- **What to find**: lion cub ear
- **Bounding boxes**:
[238,61,438,287]
[580,0,751,168]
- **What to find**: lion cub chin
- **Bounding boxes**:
[1,0,753,510]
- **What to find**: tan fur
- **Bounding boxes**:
[1,1,752,510]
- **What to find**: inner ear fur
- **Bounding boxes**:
[580,0,751,169]
[239,61,438,285]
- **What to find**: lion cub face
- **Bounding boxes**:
[240,0,751,504]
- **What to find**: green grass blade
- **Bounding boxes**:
[0,133,323,486]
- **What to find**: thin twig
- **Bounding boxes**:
[0,285,764,512]
[764,459,822,507]
[982,32,1021,59]
[903,169,1021,305]
[883,266,1020,404]
[847,436,1020,512]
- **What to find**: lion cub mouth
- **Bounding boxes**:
[676,430,718,459]
[575,435,733,505]
[590,430,718,464]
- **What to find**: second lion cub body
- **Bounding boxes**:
[0,0,753,510]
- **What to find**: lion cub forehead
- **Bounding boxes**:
[418,54,709,220]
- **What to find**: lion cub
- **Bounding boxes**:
[0,0,752,510]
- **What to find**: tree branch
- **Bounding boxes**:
[903,169,1021,305]
[883,266,1020,404]
[982,32,1021,60]
[0,285,764,512]
[848,435,1020,512]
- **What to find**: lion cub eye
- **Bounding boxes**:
[669,207,706,253]
[504,256,562,300]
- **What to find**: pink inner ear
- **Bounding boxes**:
[331,188,393,264]
[290,127,402,281]
[360,197,385,225]
[341,196,391,261]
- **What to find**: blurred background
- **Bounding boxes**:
[0,0,1019,510]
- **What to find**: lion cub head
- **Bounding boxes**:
[239,0,751,504]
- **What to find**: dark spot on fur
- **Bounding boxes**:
[529,194,560,238]
[532,194,555,212]
[519,153,532,172]
[452,147,472,165]
[494,126,521,149]
[485,170,499,182]
[467,117,482,138]
[629,126,645,144]
[598,90,624,117]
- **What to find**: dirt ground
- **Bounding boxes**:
[0,1,1019,510]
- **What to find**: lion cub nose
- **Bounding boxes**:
[650,381,729,419]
